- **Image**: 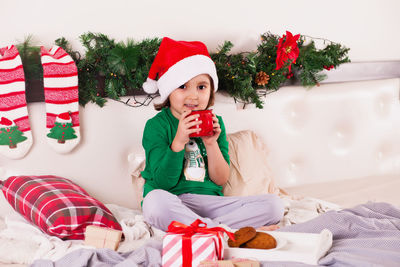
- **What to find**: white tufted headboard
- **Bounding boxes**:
[1,78,399,209]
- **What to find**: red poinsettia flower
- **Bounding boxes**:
[275,31,300,72]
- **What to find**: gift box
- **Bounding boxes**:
[162,219,234,267]
[84,225,123,250]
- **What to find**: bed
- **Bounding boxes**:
[1,78,400,266]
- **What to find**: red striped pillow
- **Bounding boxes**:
[0,175,122,240]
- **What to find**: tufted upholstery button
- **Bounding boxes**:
[127,153,144,163]
[127,153,146,171]
[285,158,306,185]
[375,94,393,117]
[127,153,135,162]
[375,141,398,163]
[376,143,393,173]
[328,121,354,155]
[283,100,309,131]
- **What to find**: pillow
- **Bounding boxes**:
[130,155,146,209]
[224,130,282,196]
[0,175,122,240]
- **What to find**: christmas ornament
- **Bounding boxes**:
[255,71,270,86]
[41,46,80,153]
[0,45,32,159]
[286,72,294,79]
[323,65,334,70]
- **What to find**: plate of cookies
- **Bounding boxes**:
[225,226,287,251]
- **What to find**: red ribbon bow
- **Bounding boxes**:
[167,219,235,267]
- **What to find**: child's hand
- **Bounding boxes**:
[201,113,221,146]
[257,224,280,231]
[171,110,201,152]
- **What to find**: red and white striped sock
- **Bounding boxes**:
[0,45,33,159]
[40,45,80,153]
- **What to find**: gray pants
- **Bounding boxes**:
[142,189,284,231]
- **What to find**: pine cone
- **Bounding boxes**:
[255,71,270,86]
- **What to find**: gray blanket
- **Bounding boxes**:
[31,202,400,267]
[30,240,162,267]
[270,202,400,267]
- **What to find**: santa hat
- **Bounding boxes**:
[56,112,72,124]
[0,117,15,128]
[142,37,218,102]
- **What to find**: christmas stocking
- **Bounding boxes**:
[40,45,80,153]
[0,45,33,159]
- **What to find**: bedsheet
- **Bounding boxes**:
[30,202,400,267]
[0,196,335,266]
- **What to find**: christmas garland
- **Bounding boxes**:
[17,31,350,108]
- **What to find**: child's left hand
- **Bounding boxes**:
[201,113,220,146]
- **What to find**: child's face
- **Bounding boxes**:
[169,74,211,119]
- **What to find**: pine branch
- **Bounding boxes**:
[16,32,350,108]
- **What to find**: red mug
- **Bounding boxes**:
[189,109,214,137]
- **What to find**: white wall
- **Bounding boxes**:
[1,0,400,62]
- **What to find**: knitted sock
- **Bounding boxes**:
[0,45,33,159]
[40,45,80,153]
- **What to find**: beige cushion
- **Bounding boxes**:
[223,130,281,196]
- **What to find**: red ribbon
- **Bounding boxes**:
[167,219,235,267]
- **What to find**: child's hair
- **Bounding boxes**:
[154,75,215,111]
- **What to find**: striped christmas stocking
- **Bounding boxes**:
[40,45,80,153]
[0,45,33,159]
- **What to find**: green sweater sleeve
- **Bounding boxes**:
[141,118,185,190]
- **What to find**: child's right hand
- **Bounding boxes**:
[170,110,202,152]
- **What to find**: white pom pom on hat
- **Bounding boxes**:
[142,78,158,94]
[142,37,218,102]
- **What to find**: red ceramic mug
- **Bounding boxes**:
[189,109,214,137]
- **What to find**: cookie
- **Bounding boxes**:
[228,226,257,247]
[241,232,277,249]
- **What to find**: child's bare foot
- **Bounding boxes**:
[257,224,280,231]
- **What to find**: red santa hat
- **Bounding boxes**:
[0,117,15,128]
[56,112,72,124]
[142,37,218,102]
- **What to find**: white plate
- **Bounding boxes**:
[224,234,287,261]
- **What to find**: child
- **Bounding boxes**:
[141,37,284,231]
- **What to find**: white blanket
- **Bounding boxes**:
[0,197,339,265]
[0,204,163,265]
